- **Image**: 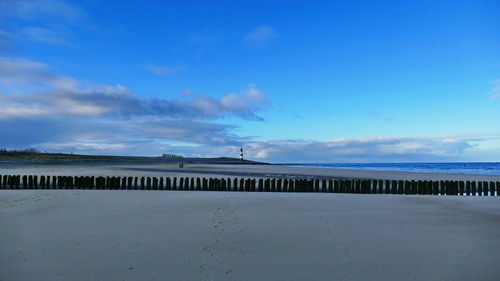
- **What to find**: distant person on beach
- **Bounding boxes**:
[179,163,184,168]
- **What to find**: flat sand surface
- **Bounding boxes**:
[1,162,500,181]
[1,190,500,281]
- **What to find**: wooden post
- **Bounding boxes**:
[331,180,337,193]
[221,178,226,191]
[277,179,283,192]
[196,178,201,191]
[465,181,471,196]
[264,179,269,192]
[201,178,207,191]
[208,178,213,191]
[477,181,483,196]
[258,179,264,192]
[232,178,237,191]
[164,177,170,190]
[245,178,250,192]
[283,179,289,192]
[152,177,158,190]
[383,180,389,194]
[139,177,144,190]
[353,180,359,194]
[179,177,184,190]
[484,182,489,196]
[471,181,476,196]
[173,177,177,190]
[288,179,295,192]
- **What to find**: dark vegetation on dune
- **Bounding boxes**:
[0,149,264,164]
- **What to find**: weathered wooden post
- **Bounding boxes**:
[21,175,27,189]
[230,178,236,191]
[338,180,344,193]
[471,181,476,196]
[138,177,143,190]
[313,179,319,193]
[332,180,338,193]
[427,181,433,195]
[353,180,359,194]
[195,178,200,191]
[403,180,409,195]
[243,178,249,192]
[39,175,45,189]
[152,177,158,190]
[208,178,213,191]
[263,179,270,192]
[33,176,38,189]
[179,177,184,191]
[257,179,263,192]
[28,175,34,189]
[283,179,290,192]
[127,177,135,190]
[198,178,204,191]
[431,181,437,195]
[269,179,275,192]
[199,178,205,191]
[326,179,332,193]
[165,177,171,190]
[483,182,489,196]
[382,180,389,194]
[276,179,281,192]
[172,177,177,190]
[465,181,471,196]
[220,178,225,191]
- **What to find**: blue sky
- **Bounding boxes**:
[0,0,499,162]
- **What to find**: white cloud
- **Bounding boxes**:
[491,79,500,99]
[145,64,179,76]
[0,0,85,48]
[239,135,497,163]
[0,57,497,161]
[20,26,70,45]
[0,57,266,152]
[1,0,84,21]
[244,25,277,46]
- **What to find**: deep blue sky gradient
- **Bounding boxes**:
[1,0,499,162]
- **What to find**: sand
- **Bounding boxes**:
[1,190,500,281]
[1,162,500,181]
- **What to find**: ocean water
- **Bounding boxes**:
[285,162,500,175]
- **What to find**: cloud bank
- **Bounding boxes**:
[0,57,496,162]
[0,57,266,152]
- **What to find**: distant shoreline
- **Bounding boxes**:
[283,162,500,176]
[1,162,499,181]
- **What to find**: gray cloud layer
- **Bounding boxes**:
[0,57,265,152]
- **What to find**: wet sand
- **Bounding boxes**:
[1,162,499,181]
[1,190,500,281]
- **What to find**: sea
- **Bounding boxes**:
[285,162,500,175]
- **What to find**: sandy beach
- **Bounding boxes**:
[2,162,500,280]
[1,190,500,281]
[1,162,500,181]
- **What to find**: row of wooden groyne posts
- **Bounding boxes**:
[1,174,500,196]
